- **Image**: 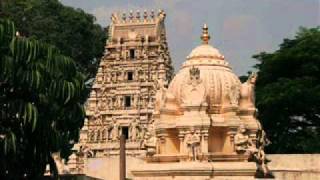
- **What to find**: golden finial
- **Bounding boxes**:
[201,24,210,44]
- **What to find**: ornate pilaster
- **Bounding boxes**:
[178,130,186,154]
[200,129,209,154]
[228,126,238,153]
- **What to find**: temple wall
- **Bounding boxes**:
[266,154,320,180]
[86,156,144,180]
[82,154,320,180]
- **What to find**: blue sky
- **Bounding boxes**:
[61,0,319,75]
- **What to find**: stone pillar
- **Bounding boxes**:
[178,131,185,154]
[157,131,167,154]
[228,127,237,153]
[201,129,209,154]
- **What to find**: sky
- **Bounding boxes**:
[61,0,320,75]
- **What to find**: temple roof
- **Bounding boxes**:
[167,24,241,113]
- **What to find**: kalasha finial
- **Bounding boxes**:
[201,24,210,44]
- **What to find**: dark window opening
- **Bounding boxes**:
[125,96,131,107]
[129,49,135,59]
[122,127,129,140]
[127,72,133,81]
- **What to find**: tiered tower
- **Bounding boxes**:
[68,10,174,174]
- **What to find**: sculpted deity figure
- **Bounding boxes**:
[129,118,140,141]
[105,72,110,82]
[111,13,118,24]
[52,153,69,174]
[143,131,157,156]
[99,98,107,110]
[79,145,94,158]
[154,78,167,113]
[116,96,122,109]
[254,123,271,177]
[229,84,240,106]
[181,66,206,106]
[108,97,113,109]
[185,128,201,161]
[234,124,256,154]
[239,72,257,109]
[89,130,95,142]
[95,129,100,142]
[157,9,166,23]
[101,128,107,141]
[139,124,147,140]
[110,118,120,141]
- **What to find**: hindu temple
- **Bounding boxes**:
[51,10,320,180]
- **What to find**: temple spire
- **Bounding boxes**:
[201,24,210,44]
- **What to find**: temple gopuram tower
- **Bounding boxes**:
[67,10,174,176]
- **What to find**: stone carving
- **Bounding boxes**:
[157,10,166,23]
[52,153,69,174]
[229,84,240,106]
[129,118,140,141]
[239,72,257,109]
[234,124,256,154]
[98,98,107,110]
[95,129,100,142]
[143,131,157,156]
[189,66,201,89]
[181,66,206,106]
[253,125,272,177]
[185,128,201,161]
[79,145,94,158]
[154,78,167,113]
[139,124,147,140]
[66,9,174,175]
[111,13,118,24]
[110,118,120,141]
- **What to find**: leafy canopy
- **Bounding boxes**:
[253,27,320,153]
[1,0,106,80]
[0,19,86,179]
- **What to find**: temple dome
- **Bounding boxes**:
[167,24,241,113]
[187,44,224,60]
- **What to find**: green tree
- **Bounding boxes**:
[253,27,320,153]
[0,19,86,179]
[1,0,106,81]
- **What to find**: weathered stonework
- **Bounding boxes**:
[130,24,272,179]
[48,10,320,180]
[67,10,174,175]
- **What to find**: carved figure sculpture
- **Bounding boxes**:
[239,72,257,109]
[144,131,157,156]
[181,66,206,106]
[139,124,147,140]
[157,10,166,23]
[111,13,118,24]
[80,145,94,158]
[254,126,271,176]
[110,118,120,141]
[234,124,256,154]
[185,128,201,161]
[89,130,95,142]
[95,129,100,142]
[154,78,167,113]
[129,118,140,141]
[229,84,240,106]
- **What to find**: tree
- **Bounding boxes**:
[1,0,106,81]
[0,19,86,179]
[253,27,320,153]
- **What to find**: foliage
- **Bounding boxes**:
[0,19,86,179]
[253,27,320,153]
[1,0,106,81]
